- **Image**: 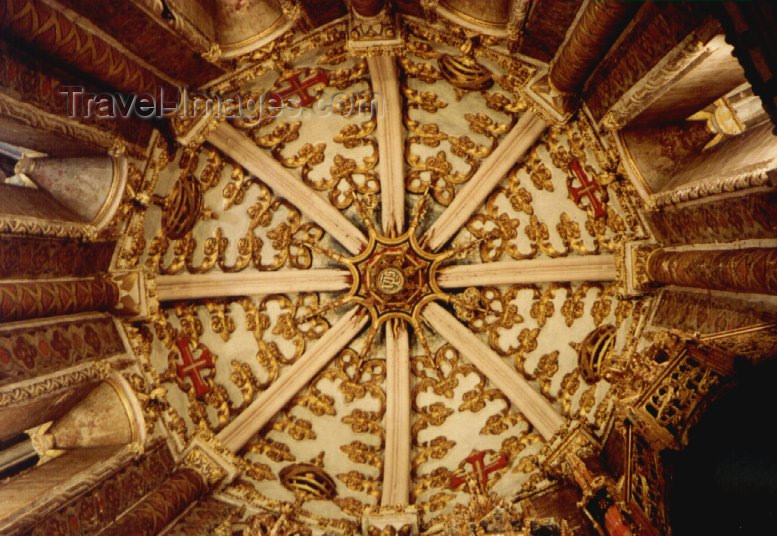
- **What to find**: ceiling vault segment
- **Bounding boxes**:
[156,269,352,301]
[217,306,369,453]
[438,255,617,288]
[382,320,411,506]
[207,122,370,255]
[368,56,406,237]
[421,302,565,440]
[422,112,548,251]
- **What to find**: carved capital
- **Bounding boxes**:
[111,270,150,319]
[361,505,419,536]
[180,438,238,488]
[623,241,659,295]
[170,95,224,148]
[600,24,717,131]
[201,43,222,63]
[346,3,404,57]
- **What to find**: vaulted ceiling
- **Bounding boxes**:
[111,12,651,532]
[3,0,775,534]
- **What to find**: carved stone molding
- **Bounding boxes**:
[0,236,115,279]
[649,288,777,338]
[0,275,120,323]
[0,313,126,387]
[30,441,174,536]
[601,21,720,131]
[101,466,208,536]
[0,92,144,159]
[0,359,111,409]
[0,0,170,95]
[644,191,777,246]
[649,167,776,209]
[699,323,777,364]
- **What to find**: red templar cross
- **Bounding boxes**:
[175,337,214,397]
[567,160,607,219]
[273,69,329,107]
[449,451,508,489]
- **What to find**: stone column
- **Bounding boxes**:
[646,247,777,296]
[14,154,127,230]
[0,0,171,96]
[548,1,636,97]
[0,276,119,323]
[351,0,385,17]
[0,270,147,323]
[102,441,235,535]
[102,467,208,536]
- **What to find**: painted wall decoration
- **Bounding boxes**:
[0,237,114,279]
[0,314,125,385]
[645,191,777,246]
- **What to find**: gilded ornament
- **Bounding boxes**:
[578,324,618,384]
[437,39,494,91]
[280,461,338,500]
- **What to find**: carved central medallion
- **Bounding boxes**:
[358,241,433,316]
[346,226,448,326]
